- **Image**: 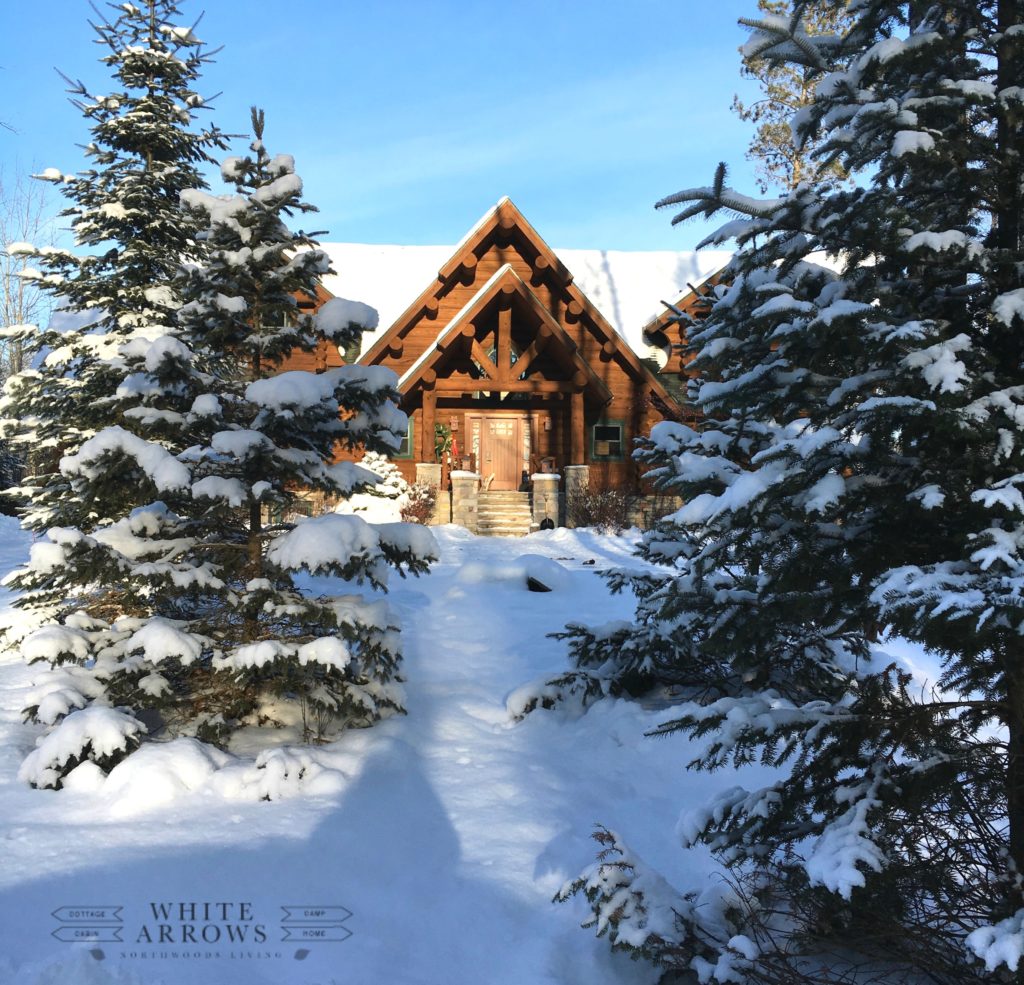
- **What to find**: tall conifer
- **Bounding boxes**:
[546,3,1024,980]
[1,1,228,538]
[2,10,436,790]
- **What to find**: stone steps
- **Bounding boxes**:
[476,491,533,537]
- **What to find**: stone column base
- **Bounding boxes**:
[450,471,481,534]
[563,464,591,528]
[415,462,442,489]
[531,474,560,530]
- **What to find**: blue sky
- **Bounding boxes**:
[2,0,767,251]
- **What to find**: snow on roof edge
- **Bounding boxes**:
[317,242,732,361]
[396,263,517,390]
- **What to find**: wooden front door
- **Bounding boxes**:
[480,416,522,490]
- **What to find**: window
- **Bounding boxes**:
[394,418,414,459]
[592,421,624,461]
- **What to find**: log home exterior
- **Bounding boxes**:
[638,268,728,428]
[356,197,684,495]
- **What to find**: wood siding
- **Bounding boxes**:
[305,200,685,495]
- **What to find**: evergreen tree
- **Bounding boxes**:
[358,452,409,502]
[542,2,1024,981]
[6,101,436,783]
[732,0,853,192]
[0,0,227,540]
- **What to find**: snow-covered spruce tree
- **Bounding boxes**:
[358,452,407,499]
[10,110,435,790]
[332,450,409,521]
[0,0,227,547]
[543,3,1022,982]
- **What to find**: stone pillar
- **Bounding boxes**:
[450,471,481,534]
[415,462,442,489]
[415,462,445,525]
[563,464,590,528]
[531,474,560,530]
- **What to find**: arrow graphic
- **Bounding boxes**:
[51,906,123,924]
[281,925,352,943]
[52,927,123,943]
[280,905,352,923]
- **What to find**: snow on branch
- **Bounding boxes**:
[265,512,437,582]
[804,770,887,897]
[18,706,146,790]
[314,297,379,339]
[656,162,785,231]
[60,426,191,492]
[967,909,1024,974]
[738,6,843,70]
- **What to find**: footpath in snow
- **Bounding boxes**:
[0,519,732,985]
[0,519,942,985]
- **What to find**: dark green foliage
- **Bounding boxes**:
[540,2,1024,981]
[0,0,228,540]
[1,9,436,791]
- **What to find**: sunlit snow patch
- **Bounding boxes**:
[455,554,570,592]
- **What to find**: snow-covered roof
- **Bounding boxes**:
[317,242,731,359]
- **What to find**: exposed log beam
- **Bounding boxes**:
[513,333,550,379]
[530,253,551,286]
[460,253,478,285]
[387,339,404,358]
[565,299,583,323]
[470,339,499,380]
[600,340,616,361]
[497,305,512,384]
[435,339,457,355]
[423,296,439,319]
[434,378,577,394]
[571,390,585,464]
[421,390,437,461]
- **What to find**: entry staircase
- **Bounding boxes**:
[476,490,534,537]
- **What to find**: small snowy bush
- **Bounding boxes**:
[333,452,410,523]
[360,452,408,501]
[400,483,437,525]
[565,485,635,534]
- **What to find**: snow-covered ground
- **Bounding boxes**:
[0,517,943,985]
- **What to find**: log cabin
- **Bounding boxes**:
[287,198,730,531]
[637,267,728,427]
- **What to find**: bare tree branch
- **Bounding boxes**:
[0,167,56,381]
